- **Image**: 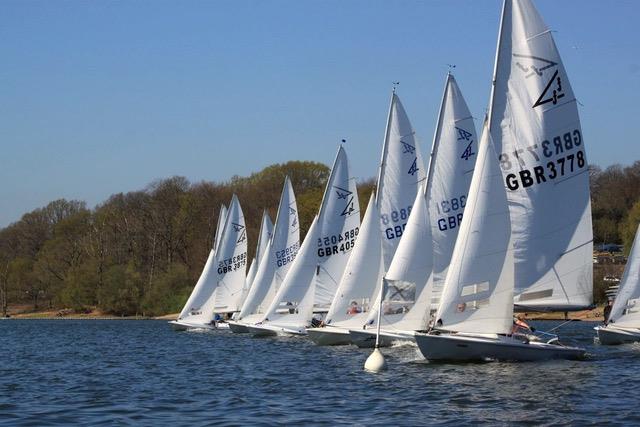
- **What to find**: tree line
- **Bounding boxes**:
[1,160,638,316]
[0,161,374,317]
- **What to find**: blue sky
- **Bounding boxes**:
[1,0,639,227]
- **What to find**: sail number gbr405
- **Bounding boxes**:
[498,129,585,190]
[317,227,359,257]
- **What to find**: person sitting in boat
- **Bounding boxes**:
[511,315,539,342]
[347,301,362,315]
[212,313,222,328]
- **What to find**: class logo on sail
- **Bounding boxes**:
[289,206,298,227]
[513,54,565,108]
[456,126,475,161]
[232,222,247,243]
[334,186,355,217]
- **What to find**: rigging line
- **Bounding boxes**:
[547,318,575,333]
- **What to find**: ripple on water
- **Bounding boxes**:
[0,320,637,425]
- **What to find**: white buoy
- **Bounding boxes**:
[364,277,388,373]
[364,347,387,372]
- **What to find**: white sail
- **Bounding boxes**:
[238,177,300,321]
[244,210,274,295]
[262,146,360,329]
[376,183,434,331]
[435,126,514,335]
[211,194,249,313]
[609,224,640,327]
[213,204,228,255]
[325,194,383,327]
[176,203,228,325]
[428,74,478,306]
[377,93,427,269]
[492,0,592,311]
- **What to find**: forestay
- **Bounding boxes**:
[177,203,228,326]
[492,0,592,311]
[238,177,300,322]
[609,224,640,327]
[435,126,514,335]
[211,195,249,313]
[262,146,360,328]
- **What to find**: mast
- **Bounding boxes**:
[423,73,451,197]
[487,0,508,133]
[374,84,398,207]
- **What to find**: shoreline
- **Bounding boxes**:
[3,307,603,322]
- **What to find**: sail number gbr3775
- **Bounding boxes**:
[498,129,585,190]
[317,227,359,257]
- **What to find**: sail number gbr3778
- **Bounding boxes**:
[498,129,585,190]
[317,227,359,257]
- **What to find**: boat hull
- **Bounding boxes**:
[415,332,586,362]
[348,329,414,348]
[227,321,250,334]
[169,320,229,331]
[595,325,640,345]
[246,323,307,337]
[307,327,352,346]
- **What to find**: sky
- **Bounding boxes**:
[1,0,639,227]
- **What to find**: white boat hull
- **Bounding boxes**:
[415,332,586,362]
[307,327,352,346]
[348,329,414,348]
[595,325,640,345]
[169,320,229,331]
[246,323,306,337]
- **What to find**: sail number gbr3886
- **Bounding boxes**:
[498,129,585,190]
[317,227,359,257]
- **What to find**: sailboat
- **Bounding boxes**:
[307,90,426,346]
[595,224,640,345]
[228,177,300,333]
[170,195,248,330]
[246,146,360,336]
[348,73,477,348]
[415,0,588,361]
[170,203,227,330]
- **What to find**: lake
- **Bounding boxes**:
[1,319,638,425]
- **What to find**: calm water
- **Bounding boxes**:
[1,319,639,426]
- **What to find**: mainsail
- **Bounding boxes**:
[238,177,300,322]
[176,203,228,326]
[492,0,593,311]
[377,92,427,269]
[261,146,360,329]
[428,74,478,307]
[608,224,640,327]
[211,194,249,313]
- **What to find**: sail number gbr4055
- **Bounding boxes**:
[317,227,359,257]
[498,129,585,190]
